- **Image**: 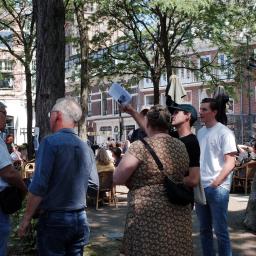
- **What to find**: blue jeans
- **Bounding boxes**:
[37,210,90,256]
[0,209,10,256]
[195,186,232,256]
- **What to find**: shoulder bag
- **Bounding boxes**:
[193,179,206,205]
[0,186,23,214]
[139,137,194,206]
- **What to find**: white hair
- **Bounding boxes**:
[52,97,82,122]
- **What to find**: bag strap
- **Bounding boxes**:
[139,137,164,171]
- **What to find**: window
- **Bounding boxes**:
[4,115,14,136]
[99,126,112,132]
[86,2,94,12]
[199,55,211,81]
[218,54,233,79]
[102,92,107,116]
[0,60,13,71]
[88,95,92,117]
[0,73,13,89]
[200,55,211,68]
[145,95,154,106]
[113,100,119,115]
[226,98,234,114]
[0,31,13,48]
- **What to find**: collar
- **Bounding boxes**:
[57,128,77,135]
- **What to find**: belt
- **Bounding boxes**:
[39,207,85,216]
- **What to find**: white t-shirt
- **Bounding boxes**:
[197,122,237,190]
[0,136,12,192]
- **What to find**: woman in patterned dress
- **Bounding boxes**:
[114,105,192,256]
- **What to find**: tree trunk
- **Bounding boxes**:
[244,172,256,232]
[34,0,65,140]
[24,65,34,160]
[152,77,160,105]
[74,2,89,140]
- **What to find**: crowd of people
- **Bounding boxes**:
[0,94,238,256]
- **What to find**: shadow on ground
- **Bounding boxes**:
[85,194,256,256]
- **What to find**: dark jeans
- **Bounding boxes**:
[37,209,90,256]
[195,186,232,256]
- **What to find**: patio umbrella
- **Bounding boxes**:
[167,74,187,104]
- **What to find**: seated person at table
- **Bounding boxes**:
[96,148,115,173]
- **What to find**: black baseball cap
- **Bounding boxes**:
[170,104,198,124]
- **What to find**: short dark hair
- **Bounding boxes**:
[201,98,218,112]
[201,97,227,125]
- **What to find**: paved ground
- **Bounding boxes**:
[85,187,256,256]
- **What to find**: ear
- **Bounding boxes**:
[213,110,218,117]
[56,111,62,121]
[186,112,191,121]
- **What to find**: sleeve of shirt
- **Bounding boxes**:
[29,137,55,197]
[0,139,12,170]
[128,140,146,161]
[221,131,237,155]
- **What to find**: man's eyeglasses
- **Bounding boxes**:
[47,111,58,118]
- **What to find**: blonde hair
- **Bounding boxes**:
[96,148,112,165]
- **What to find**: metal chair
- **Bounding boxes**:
[96,171,117,210]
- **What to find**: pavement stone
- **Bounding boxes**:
[86,187,256,256]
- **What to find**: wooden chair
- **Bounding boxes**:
[96,171,117,210]
[232,161,256,194]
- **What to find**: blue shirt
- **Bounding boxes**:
[29,128,99,211]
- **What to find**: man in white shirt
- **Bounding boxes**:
[0,102,27,256]
[196,98,237,256]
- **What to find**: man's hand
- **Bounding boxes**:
[210,179,221,188]
[18,192,43,238]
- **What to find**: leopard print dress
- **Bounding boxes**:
[123,135,192,256]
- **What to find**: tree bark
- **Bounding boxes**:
[24,64,33,159]
[34,0,65,140]
[244,173,256,232]
[74,1,90,140]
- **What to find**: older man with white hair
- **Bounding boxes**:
[18,97,99,255]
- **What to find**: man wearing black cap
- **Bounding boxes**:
[122,102,200,189]
[170,104,200,188]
